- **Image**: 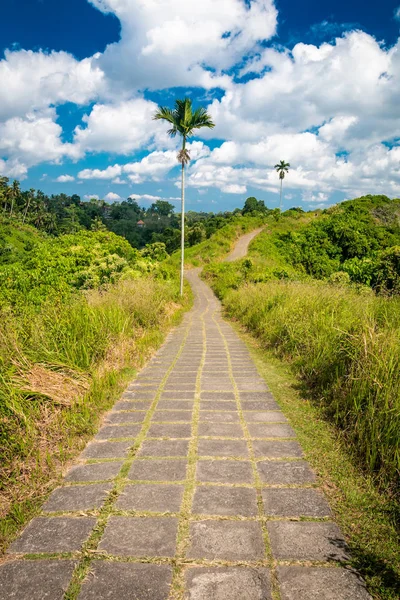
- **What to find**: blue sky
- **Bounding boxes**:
[1,0,400,211]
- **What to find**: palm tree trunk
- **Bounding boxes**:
[23,198,30,224]
[280,178,283,212]
[180,160,185,296]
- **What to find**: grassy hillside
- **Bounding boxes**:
[203,196,400,490]
[0,222,189,553]
[200,196,400,599]
[168,213,268,268]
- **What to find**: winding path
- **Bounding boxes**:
[0,229,371,600]
[225,227,264,262]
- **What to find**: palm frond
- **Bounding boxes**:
[153,97,215,141]
[152,106,176,125]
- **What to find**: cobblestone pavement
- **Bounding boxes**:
[0,269,371,599]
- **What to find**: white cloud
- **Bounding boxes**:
[104,192,123,202]
[89,0,277,92]
[56,174,75,182]
[395,7,400,21]
[84,194,100,200]
[0,108,80,178]
[1,2,400,201]
[129,193,180,202]
[77,142,211,184]
[78,164,122,180]
[74,98,161,154]
[0,49,104,121]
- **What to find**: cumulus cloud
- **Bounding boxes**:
[74,98,162,154]
[104,192,123,202]
[56,174,75,182]
[1,1,400,201]
[89,0,277,92]
[129,193,180,202]
[0,49,104,121]
[84,194,100,200]
[77,142,211,184]
[0,108,80,178]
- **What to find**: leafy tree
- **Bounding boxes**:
[274,160,290,211]
[187,224,206,246]
[149,200,175,217]
[242,197,268,214]
[153,97,215,294]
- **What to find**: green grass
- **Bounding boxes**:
[0,277,192,554]
[218,281,400,491]
[232,323,400,600]
[167,214,268,268]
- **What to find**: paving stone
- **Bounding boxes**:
[8,517,96,554]
[277,566,371,600]
[201,381,234,391]
[247,424,296,438]
[105,411,147,424]
[257,460,316,484]
[42,483,113,512]
[152,410,193,422]
[147,423,192,438]
[199,401,238,411]
[80,440,132,459]
[241,401,280,411]
[267,522,349,561]
[78,562,173,600]
[196,460,254,484]
[65,461,123,482]
[253,441,303,458]
[95,424,141,440]
[164,383,197,391]
[138,440,190,457]
[112,400,150,411]
[115,400,152,411]
[198,439,249,457]
[236,382,268,391]
[262,488,331,517]
[99,516,178,557]
[128,459,187,482]
[0,560,76,600]
[160,392,196,399]
[198,422,244,437]
[240,392,274,401]
[157,397,194,406]
[116,483,184,512]
[199,411,240,423]
[187,520,265,560]
[243,411,287,423]
[192,485,258,516]
[201,392,236,400]
[184,567,272,600]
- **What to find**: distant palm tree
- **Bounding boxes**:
[153,98,215,295]
[274,160,290,212]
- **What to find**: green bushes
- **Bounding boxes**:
[0,223,188,550]
[222,281,400,492]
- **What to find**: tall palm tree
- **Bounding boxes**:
[274,160,290,212]
[153,98,215,296]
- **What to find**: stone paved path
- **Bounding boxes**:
[0,249,372,599]
[225,227,264,262]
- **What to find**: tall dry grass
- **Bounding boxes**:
[223,281,400,492]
